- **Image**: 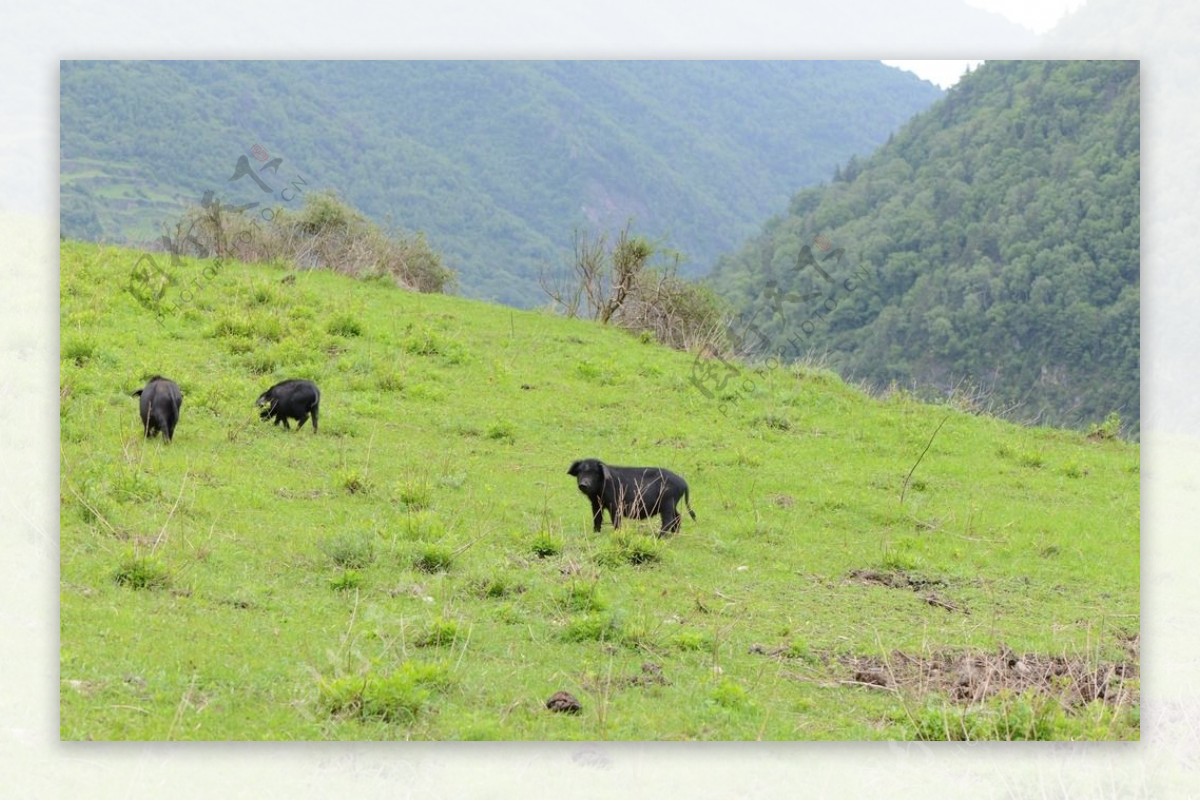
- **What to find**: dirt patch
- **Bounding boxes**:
[846,568,944,590]
[274,488,328,500]
[626,662,670,688]
[1119,631,1140,660]
[63,679,106,697]
[846,568,965,613]
[838,646,1138,707]
[759,643,1138,709]
[580,662,671,693]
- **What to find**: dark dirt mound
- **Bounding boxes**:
[546,690,582,714]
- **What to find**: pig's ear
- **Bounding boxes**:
[567,460,582,476]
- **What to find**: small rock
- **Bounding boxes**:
[546,691,582,714]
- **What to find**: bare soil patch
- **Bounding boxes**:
[759,643,1138,708]
[845,568,967,613]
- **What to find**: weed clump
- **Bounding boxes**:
[329,569,364,592]
[403,329,468,364]
[113,554,171,590]
[559,582,607,613]
[400,512,446,542]
[597,532,663,567]
[485,421,515,444]
[561,613,620,643]
[327,313,363,337]
[413,545,455,573]
[338,469,372,495]
[708,679,748,709]
[530,531,562,558]
[320,531,376,569]
[1018,451,1045,468]
[318,662,452,722]
[754,414,792,432]
[1087,412,1123,441]
[394,478,433,511]
[469,574,523,599]
[62,337,98,367]
[907,690,1067,741]
[670,631,713,652]
[375,369,404,392]
[414,617,461,647]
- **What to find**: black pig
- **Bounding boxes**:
[567,458,696,534]
[130,375,183,442]
[256,379,320,432]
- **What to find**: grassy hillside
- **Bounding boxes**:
[60,241,1139,740]
[59,60,943,306]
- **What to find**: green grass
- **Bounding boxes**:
[60,242,1139,740]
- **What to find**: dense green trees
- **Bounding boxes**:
[709,61,1139,433]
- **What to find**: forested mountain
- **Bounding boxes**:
[708,60,1139,433]
[59,60,942,306]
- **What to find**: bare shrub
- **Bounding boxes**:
[540,222,730,354]
[165,190,455,294]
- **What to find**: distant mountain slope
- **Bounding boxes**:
[709,60,1139,433]
[59,60,942,306]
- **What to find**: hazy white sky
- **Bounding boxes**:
[883,0,1087,87]
[966,0,1088,33]
[881,59,984,88]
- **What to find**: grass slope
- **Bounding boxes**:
[60,242,1139,740]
